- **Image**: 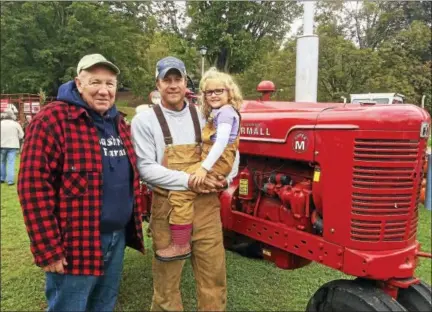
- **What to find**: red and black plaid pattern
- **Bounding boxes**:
[18,101,144,276]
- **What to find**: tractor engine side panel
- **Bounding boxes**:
[235,157,316,236]
[313,130,355,246]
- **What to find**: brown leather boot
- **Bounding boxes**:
[155,224,192,262]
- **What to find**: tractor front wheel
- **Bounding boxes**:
[397,280,431,311]
[306,279,407,312]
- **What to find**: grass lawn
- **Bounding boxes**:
[116,100,138,121]
[1,163,431,311]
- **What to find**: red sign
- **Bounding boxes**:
[23,102,40,114]
[0,99,9,112]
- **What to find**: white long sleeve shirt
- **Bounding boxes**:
[1,119,24,149]
[131,104,239,191]
[201,123,232,171]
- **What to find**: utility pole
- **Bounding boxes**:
[295,1,319,103]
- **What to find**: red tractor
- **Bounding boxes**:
[141,82,431,311]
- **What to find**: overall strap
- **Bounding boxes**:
[153,104,173,145]
[188,104,202,144]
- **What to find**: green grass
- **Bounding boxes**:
[118,106,136,119]
[116,100,130,107]
[1,163,431,311]
[115,98,139,120]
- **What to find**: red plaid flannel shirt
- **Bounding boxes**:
[18,101,144,276]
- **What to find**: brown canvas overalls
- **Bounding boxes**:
[168,106,240,225]
[149,104,227,311]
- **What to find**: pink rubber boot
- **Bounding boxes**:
[155,224,192,262]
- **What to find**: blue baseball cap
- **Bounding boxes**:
[155,56,187,80]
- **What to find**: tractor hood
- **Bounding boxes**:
[239,100,430,161]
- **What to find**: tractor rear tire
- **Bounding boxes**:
[306,279,407,312]
[397,280,432,312]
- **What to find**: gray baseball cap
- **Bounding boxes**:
[77,53,120,75]
[155,56,187,80]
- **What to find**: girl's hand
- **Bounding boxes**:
[193,167,208,186]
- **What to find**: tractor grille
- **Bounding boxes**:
[409,147,427,239]
[350,139,420,242]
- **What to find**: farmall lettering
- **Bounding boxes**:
[292,132,309,153]
[240,123,271,136]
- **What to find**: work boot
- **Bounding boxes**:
[155,224,192,262]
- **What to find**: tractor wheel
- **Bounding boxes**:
[397,280,431,312]
[306,279,407,312]
[354,277,432,311]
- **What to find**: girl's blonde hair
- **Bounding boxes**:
[198,67,243,120]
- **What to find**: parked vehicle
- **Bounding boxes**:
[350,93,405,104]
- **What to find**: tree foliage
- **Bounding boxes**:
[317,28,382,102]
[317,0,431,50]
[131,32,202,98]
[234,40,296,101]
[187,0,301,73]
[0,1,430,113]
[0,1,152,94]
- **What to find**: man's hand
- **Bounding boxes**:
[188,175,211,193]
[43,257,68,274]
[188,173,228,193]
[198,174,226,192]
[207,174,228,191]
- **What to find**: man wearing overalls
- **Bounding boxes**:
[131,56,239,311]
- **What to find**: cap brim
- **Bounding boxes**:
[157,67,185,80]
[81,61,120,75]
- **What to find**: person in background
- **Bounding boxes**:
[1,108,24,185]
[18,53,144,312]
[22,115,32,132]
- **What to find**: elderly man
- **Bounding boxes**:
[131,56,239,311]
[18,54,144,312]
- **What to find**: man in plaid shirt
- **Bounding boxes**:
[18,54,144,311]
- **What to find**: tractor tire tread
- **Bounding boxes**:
[306,279,407,312]
[397,280,432,312]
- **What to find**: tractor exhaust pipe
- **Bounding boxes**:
[295,1,319,103]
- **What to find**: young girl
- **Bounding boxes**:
[155,68,242,262]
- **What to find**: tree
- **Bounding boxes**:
[187,1,301,73]
[369,21,432,111]
[131,31,202,99]
[316,0,431,50]
[111,1,188,35]
[313,1,431,112]
[0,1,152,95]
[234,38,296,101]
[399,1,432,28]
[151,1,188,36]
[316,23,382,102]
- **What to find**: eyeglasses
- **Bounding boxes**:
[203,88,228,96]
